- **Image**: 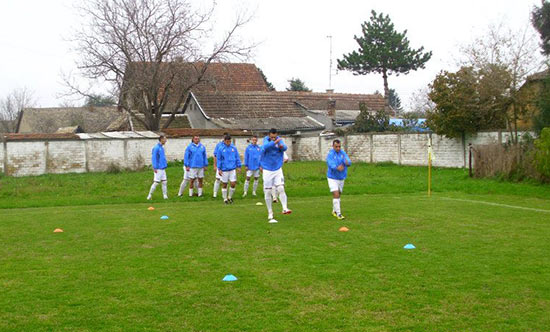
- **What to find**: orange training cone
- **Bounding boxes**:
[53,228,64,233]
[148,207,155,211]
[339,227,349,232]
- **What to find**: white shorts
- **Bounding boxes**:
[220,169,237,183]
[246,169,260,178]
[263,168,284,189]
[153,169,167,182]
[188,167,205,179]
[215,169,222,180]
[328,178,344,193]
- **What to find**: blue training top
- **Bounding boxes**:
[184,142,208,168]
[326,149,352,180]
[213,141,225,159]
[244,143,262,171]
[152,143,167,170]
[216,143,242,171]
[260,136,287,171]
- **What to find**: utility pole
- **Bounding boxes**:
[327,35,333,90]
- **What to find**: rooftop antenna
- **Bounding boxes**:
[327,35,333,90]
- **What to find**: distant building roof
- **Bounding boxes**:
[188,91,325,132]
[16,107,126,134]
[289,91,387,112]
[130,114,191,131]
[526,69,550,83]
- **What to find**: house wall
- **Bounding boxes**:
[1,131,522,176]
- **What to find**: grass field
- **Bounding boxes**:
[1,162,550,331]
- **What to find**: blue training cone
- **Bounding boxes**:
[160,215,169,220]
[222,274,238,281]
[404,243,416,249]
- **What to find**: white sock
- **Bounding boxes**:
[253,179,259,193]
[333,198,341,214]
[272,189,277,200]
[198,187,203,196]
[178,179,189,196]
[213,179,220,197]
[264,189,273,217]
[222,188,228,200]
[277,186,288,211]
[229,187,235,199]
[243,180,250,193]
[149,182,158,196]
[189,188,193,197]
[161,181,167,196]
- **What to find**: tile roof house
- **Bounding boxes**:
[293,91,390,129]
[183,91,325,133]
[16,107,129,134]
[182,90,388,133]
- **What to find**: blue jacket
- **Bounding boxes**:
[260,136,287,171]
[184,143,208,168]
[244,143,262,171]
[213,141,225,159]
[326,149,351,180]
[152,143,167,170]
[216,143,242,171]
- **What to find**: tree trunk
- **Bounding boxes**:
[382,68,390,109]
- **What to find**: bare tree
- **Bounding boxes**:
[407,87,434,117]
[458,21,544,142]
[0,88,36,133]
[67,0,254,130]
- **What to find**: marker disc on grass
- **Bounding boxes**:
[53,228,64,233]
[223,274,238,281]
[339,226,349,232]
[160,215,169,220]
[404,244,416,249]
[148,207,155,211]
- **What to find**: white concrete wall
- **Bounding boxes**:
[2,131,521,176]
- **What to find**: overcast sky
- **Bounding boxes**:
[0,0,543,110]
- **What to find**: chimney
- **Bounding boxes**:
[327,99,336,118]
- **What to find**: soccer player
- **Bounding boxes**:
[212,132,228,198]
[217,134,241,204]
[243,135,262,197]
[147,135,168,200]
[326,139,351,220]
[179,135,208,197]
[271,151,289,203]
[260,128,291,223]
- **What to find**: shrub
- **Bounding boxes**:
[534,127,550,181]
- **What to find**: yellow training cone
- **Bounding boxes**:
[339,227,349,232]
[53,228,64,233]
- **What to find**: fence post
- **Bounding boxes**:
[2,135,7,176]
[468,143,473,178]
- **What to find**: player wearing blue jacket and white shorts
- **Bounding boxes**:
[260,128,291,223]
[178,135,208,197]
[326,139,351,220]
[212,133,228,198]
[147,135,168,200]
[243,135,262,197]
[217,134,242,204]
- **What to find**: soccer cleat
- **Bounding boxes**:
[163,195,168,200]
[282,209,292,215]
[177,193,183,197]
[228,198,234,204]
[213,194,217,198]
[224,199,229,204]
[332,211,338,218]
[268,218,278,224]
[198,194,203,197]
[273,198,278,203]
[268,213,274,220]
[252,191,257,197]
[336,214,345,220]
[242,192,247,197]
[147,195,152,200]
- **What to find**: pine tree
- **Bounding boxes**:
[532,1,550,56]
[338,10,432,108]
